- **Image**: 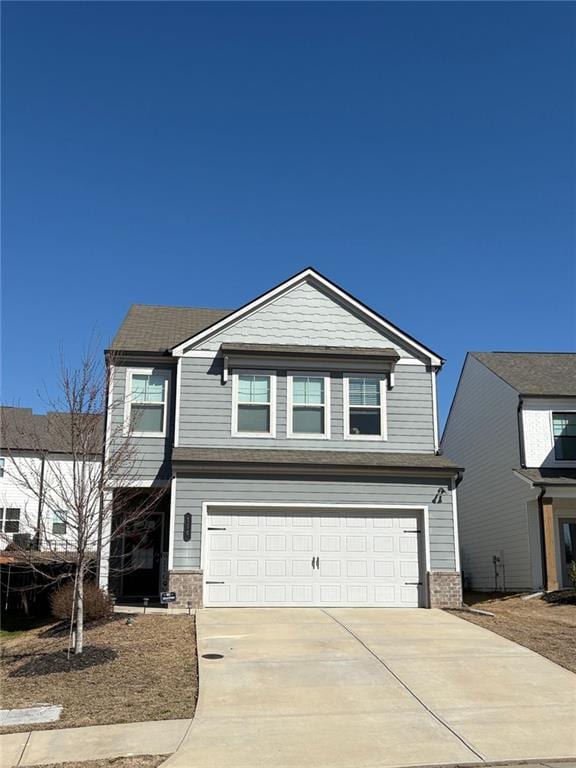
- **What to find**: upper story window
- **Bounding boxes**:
[553,413,576,461]
[125,369,169,437]
[1,508,20,534]
[0,457,4,477]
[344,375,386,440]
[52,510,67,535]
[288,374,330,438]
[232,372,276,437]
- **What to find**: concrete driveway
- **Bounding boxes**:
[164,607,576,768]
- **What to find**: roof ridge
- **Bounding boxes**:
[129,303,232,312]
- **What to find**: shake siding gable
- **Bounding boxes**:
[195,281,426,359]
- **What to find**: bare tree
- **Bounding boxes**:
[1,346,166,654]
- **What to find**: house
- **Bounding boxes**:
[101,268,463,609]
[441,352,576,593]
[0,407,102,552]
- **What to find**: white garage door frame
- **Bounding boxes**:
[200,502,431,608]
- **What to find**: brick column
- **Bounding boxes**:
[542,498,559,592]
[168,569,203,609]
[428,571,462,608]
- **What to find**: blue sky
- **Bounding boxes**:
[2,1,575,425]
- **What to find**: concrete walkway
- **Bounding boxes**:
[0,719,191,768]
[163,607,576,768]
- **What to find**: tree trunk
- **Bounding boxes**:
[75,564,84,655]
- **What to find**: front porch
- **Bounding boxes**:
[541,496,576,592]
[108,488,171,602]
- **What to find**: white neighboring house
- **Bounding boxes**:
[0,407,102,553]
[442,352,576,593]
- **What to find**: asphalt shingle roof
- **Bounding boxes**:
[173,446,461,473]
[514,467,576,487]
[110,305,232,352]
[471,352,576,397]
[0,407,103,454]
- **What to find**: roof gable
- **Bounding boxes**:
[173,268,443,365]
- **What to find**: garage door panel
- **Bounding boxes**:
[205,510,423,608]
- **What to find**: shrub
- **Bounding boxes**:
[50,581,113,622]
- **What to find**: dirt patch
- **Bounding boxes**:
[0,614,197,734]
[28,757,165,768]
[448,592,576,673]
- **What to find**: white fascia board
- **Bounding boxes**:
[171,268,443,366]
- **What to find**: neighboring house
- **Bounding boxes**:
[0,407,102,552]
[102,267,463,609]
[442,352,576,593]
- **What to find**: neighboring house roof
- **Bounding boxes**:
[471,352,576,397]
[513,467,576,487]
[110,305,232,353]
[172,446,461,474]
[0,407,103,455]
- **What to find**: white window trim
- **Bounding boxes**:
[231,369,277,438]
[343,374,387,441]
[550,410,576,463]
[123,368,170,438]
[287,371,331,439]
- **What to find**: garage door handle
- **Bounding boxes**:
[403,530,421,533]
[405,582,422,586]
[315,556,320,569]
[208,527,227,531]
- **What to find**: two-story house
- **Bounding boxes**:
[442,352,576,593]
[102,268,463,609]
[0,407,102,552]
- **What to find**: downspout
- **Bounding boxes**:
[36,451,46,550]
[517,396,526,468]
[537,484,548,591]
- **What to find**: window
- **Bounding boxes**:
[125,369,169,436]
[52,510,67,535]
[344,376,386,439]
[233,372,275,436]
[553,413,576,461]
[288,374,330,437]
[3,508,21,534]
[0,458,4,477]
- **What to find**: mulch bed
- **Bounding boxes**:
[0,614,197,734]
[448,591,576,673]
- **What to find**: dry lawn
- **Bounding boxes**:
[0,614,197,734]
[29,758,165,768]
[450,592,576,673]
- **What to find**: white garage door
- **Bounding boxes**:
[204,508,423,607]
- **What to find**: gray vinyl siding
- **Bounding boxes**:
[178,357,435,452]
[198,281,425,359]
[441,356,534,591]
[108,363,174,486]
[172,474,456,571]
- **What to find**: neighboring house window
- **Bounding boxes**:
[52,510,67,535]
[0,457,4,477]
[233,372,276,437]
[288,374,330,438]
[344,375,386,439]
[3,508,21,534]
[125,369,169,436]
[553,413,576,461]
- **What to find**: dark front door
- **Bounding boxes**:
[560,519,576,588]
[121,515,163,597]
